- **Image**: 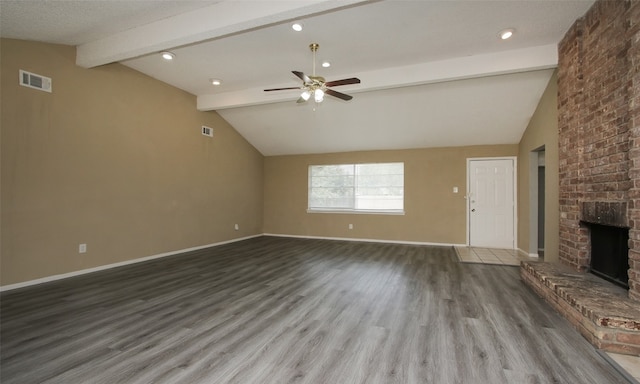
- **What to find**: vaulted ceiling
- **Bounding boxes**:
[0,0,594,155]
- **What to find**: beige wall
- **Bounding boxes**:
[517,71,560,262]
[1,38,559,286]
[1,39,264,286]
[264,145,517,244]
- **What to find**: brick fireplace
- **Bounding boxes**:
[557,0,640,302]
[519,0,640,356]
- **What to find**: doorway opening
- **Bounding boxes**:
[528,147,545,258]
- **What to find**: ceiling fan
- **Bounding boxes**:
[264,43,360,103]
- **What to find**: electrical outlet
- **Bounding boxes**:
[453,187,459,193]
[348,224,353,230]
[79,244,87,253]
[234,224,239,231]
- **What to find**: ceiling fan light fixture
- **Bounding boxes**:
[264,43,359,103]
[499,28,515,40]
[161,51,175,60]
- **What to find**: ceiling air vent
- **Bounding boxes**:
[202,126,213,137]
[19,70,52,93]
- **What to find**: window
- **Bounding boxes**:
[308,162,404,213]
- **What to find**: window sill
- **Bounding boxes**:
[307,209,405,216]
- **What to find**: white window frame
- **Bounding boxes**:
[307,162,405,215]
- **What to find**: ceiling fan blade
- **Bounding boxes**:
[325,77,361,87]
[293,70,311,83]
[264,87,300,92]
[326,88,353,101]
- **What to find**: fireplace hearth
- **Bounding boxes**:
[521,261,640,356]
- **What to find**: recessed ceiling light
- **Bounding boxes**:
[161,51,175,60]
[210,78,222,86]
[292,23,303,32]
[321,61,331,68]
[499,28,515,40]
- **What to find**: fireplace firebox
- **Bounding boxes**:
[589,223,629,289]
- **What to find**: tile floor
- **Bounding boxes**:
[455,246,540,266]
[608,351,640,382]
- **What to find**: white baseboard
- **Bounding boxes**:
[0,234,262,292]
[2,233,467,292]
[263,233,466,248]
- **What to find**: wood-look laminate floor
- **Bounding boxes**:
[0,236,631,384]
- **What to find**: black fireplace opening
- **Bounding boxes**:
[589,223,630,289]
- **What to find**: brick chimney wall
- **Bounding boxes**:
[558,0,640,301]
[628,1,640,302]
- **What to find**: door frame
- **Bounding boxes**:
[466,156,518,248]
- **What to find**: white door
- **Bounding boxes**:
[468,159,515,248]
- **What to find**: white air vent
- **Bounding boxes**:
[19,70,52,92]
[202,126,213,137]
